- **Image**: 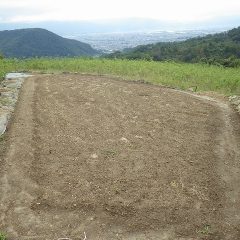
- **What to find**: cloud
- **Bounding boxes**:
[0,0,240,23]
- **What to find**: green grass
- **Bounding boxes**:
[0,232,6,240]
[1,58,240,95]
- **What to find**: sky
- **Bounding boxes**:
[0,0,240,23]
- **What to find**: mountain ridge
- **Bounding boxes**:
[0,16,240,35]
[0,28,98,58]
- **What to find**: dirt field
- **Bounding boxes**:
[0,74,240,240]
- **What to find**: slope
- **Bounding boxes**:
[107,27,240,67]
[0,28,98,58]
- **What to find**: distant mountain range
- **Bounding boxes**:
[107,26,240,67]
[0,16,240,36]
[0,28,98,58]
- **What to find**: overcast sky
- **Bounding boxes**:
[0,0,240,23]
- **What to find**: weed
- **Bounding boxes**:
[102,149,117,159]
[0,232,7,240]
[0,135,5,142]
[0,58,240,95]
[197,224,211,235]
[0,98,12,106]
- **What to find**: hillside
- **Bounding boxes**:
[107,27,240,67]
[0,28,98,58]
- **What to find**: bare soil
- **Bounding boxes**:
[0,74,240,240]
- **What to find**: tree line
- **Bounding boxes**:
[106,27,240,67]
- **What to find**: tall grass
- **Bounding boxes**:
[1,58,240,95]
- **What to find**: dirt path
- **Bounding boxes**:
[0,74,240,240]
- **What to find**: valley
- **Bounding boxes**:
[73,29,224,53]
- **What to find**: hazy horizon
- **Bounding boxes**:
[0,0,239,39]
[1,0,240,24]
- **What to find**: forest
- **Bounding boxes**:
[106,27,240,67]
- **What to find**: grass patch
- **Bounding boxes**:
[0,134,5,142]
[102,149,118,159]
[0,98,12,106]
[1,58,240,95]
[0,232,7,240]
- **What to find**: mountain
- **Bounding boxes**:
[1,16,240,36]
[0,19,170,35]
[107,26,240,67]
[0,28,98,58]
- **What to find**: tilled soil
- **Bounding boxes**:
[0,74,240,240]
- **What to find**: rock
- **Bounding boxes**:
[91,153,98,159]
[0,73,32,136]
[0,114,10,135]
[229,95,240,113]
[188,86,198,92]
[120,137,129,143]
